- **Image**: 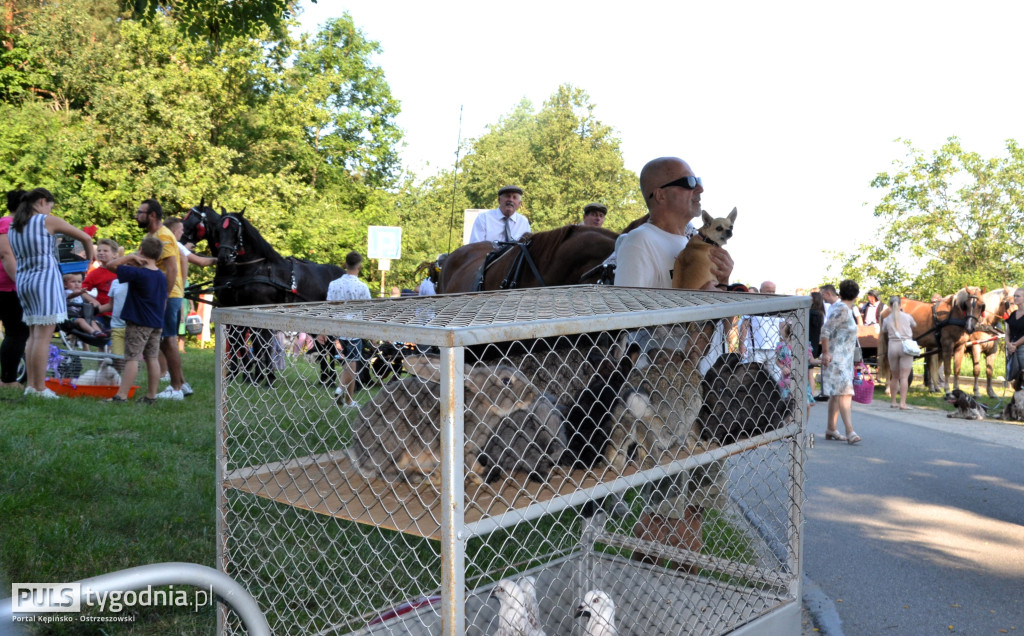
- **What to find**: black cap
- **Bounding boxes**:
[583,202,607,215]
[498,185,524,196]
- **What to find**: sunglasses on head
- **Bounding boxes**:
[647,176,702,198]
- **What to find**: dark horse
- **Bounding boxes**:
[216,210,345,385]
[180,202,222,252]
[439,224,618,294]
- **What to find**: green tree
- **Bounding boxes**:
[125,0,311,44]
[839,137,1024,298]
[459,85,645,233]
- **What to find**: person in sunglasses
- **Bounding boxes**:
[613,156,734,568]
[614,157,732,289]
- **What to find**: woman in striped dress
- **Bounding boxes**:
[8,188,95,398]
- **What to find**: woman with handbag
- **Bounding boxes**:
[881,295,918,410]
[820,279,862,445]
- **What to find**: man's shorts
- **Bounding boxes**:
[162,297,183,338]
[124,322,162,362]
[340,338,362,362]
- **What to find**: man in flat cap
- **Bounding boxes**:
[468,185,531,244]
[581,202,607,228]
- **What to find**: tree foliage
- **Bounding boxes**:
[0,4,642,293]
[125,0,311,44]
[460,85,645,232]
[0,5,403,281]
[839,137,1024,299]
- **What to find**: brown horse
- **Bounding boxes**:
[439,224,618,293]
[878,287,985,394]
[961,285,1016,397]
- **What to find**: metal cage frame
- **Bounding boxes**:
[214,285,809,635]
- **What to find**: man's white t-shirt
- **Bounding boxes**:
[613,222,696,288]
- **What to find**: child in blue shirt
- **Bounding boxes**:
[102,237,167,402]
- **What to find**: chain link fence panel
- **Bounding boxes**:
[215,286,808,635]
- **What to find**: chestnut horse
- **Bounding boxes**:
[878,287,985,394]
[962,285,1016,397]
[439,224,618,293]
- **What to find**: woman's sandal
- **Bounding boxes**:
[847,432,862,445]
[138,397,157,405]
[104,396,128,403]
[825,429,847,442]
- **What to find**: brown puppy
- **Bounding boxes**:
[672,207,737,290]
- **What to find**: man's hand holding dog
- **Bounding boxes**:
[706,247,733,290]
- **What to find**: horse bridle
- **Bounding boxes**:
[218,214,266,266]
[932,288,981,335]
[183,206,222,251]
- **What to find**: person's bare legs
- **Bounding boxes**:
[160,337,184,390]
[25,324,56,391]
[144,355,161,399]
[340,360,357,404]
[826,396,840,433]
[899,363,912,409]
[115,359,139,400]
[836,394,855,435]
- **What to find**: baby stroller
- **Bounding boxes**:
[55,233,109,351]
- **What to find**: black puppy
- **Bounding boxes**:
[945,389,986,420]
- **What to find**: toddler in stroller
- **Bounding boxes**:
[60,272,109,349]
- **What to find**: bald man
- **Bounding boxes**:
[613,156,734,566]
[614,157,732,289]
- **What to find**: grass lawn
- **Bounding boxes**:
[1,347,219,635]
[8,339,1014,634]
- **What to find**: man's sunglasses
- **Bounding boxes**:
[647,176,702,198]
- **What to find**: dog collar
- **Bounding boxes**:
[697,231,719,246]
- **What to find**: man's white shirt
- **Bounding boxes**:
[468,209,531,244]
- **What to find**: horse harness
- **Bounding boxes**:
[198,215,313,305]
[908,290,982,352]
[473,240,547,291]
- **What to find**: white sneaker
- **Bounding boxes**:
[156,387,184,400]
[25,386,58,399]
[160,372,171,383]
[333,387,344,397]
[181,382,194,396]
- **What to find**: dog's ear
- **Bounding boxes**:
[727,207,738,223]
[701,210,713,226]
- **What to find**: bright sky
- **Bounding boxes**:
[297,1,1024,293]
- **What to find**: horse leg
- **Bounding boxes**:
[985,346,998,398]
[951,344,965,395]
[925,352,939,393]
[941,340,957,397]
[968,342,981,397]
[224,325,245,380]
[250,327,277,387]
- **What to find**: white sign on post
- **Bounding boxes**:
[367,226,402,260]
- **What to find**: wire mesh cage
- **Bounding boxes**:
[215,286,809,635]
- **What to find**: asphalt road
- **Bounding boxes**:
[802,399,1024,635]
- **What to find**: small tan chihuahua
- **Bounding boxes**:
[672,207,737,290]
